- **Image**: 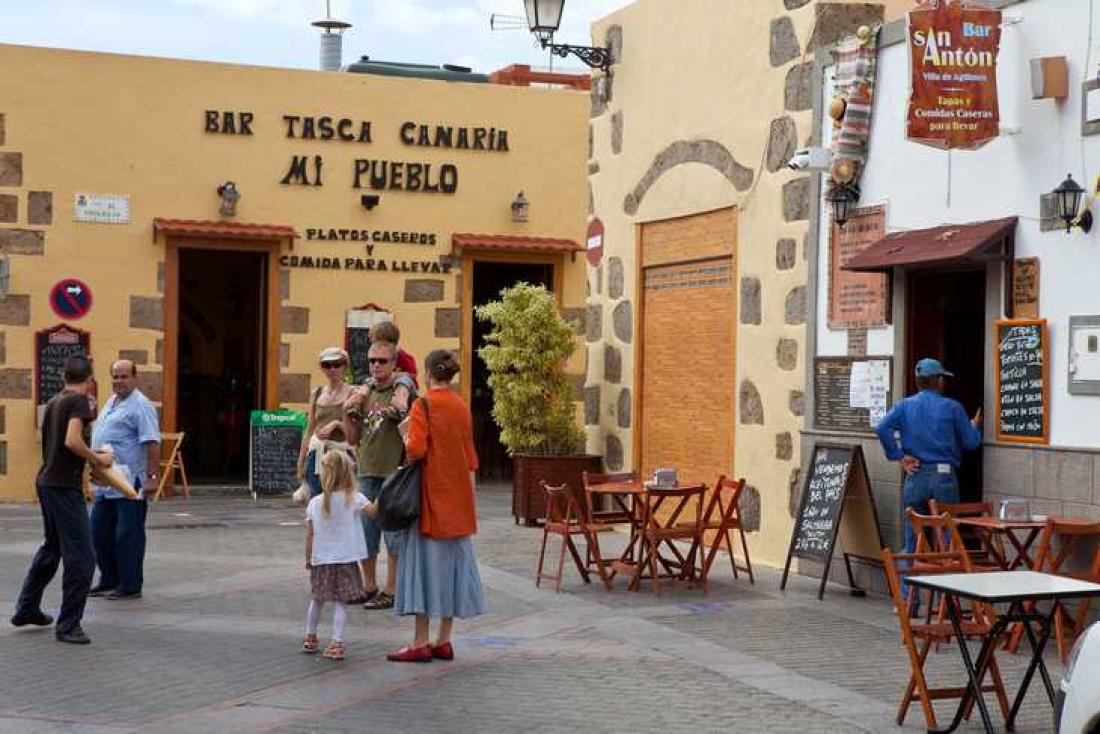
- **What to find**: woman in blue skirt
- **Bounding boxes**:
[388,350,485,662]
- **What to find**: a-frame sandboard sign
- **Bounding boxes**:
[781,443,885,600]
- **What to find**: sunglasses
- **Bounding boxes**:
[320,361,346,369]
[368,357,392,365]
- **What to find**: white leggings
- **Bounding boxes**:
[305,599,348,642]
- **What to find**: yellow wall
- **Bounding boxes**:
[586,1,890,567]
[0,43,589,499]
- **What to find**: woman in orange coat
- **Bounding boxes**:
[387,350,485,663]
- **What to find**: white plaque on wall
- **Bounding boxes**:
[73,193,131,224]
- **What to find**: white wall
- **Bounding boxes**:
[818,0,1100,447]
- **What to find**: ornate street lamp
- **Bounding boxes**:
[828,183,859,229]
[523,0,612,71]
[1053,173,1093,234]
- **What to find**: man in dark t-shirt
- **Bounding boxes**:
[12,355,118,644]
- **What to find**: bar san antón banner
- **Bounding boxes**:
[907,0,1002,150]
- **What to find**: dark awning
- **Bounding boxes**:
[842,217,1017,272]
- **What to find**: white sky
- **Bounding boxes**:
[0,0,632,74]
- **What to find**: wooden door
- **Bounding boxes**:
[638,208,737,485]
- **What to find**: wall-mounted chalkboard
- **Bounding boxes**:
[995,319,1049,444]
[781,443,884,600]
[346,327,372,384]
[813,357,893,433]
[36,324,91,407]
[249,410,307,497]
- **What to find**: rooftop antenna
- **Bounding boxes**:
[312,0,352,72]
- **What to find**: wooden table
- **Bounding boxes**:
[908,571,1100,734]
[954,517,1045,570]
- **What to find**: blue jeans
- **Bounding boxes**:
[16,486,95,634]
[305,451,323,498]
[90,492,148,594]
[358,476,405,558]
[901,464,960,600]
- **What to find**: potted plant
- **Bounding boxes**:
[476,283,600,525]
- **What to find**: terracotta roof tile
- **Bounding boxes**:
[451,233,581,255]
[153,218,299,241]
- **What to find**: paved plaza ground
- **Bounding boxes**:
[0,486,1064,733]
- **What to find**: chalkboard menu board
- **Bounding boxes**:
[813,357,892,432]
[791,445,854,561]
[996,318,1049,444]
[782,443,884,600]
[346,304,393,385]
[36,324,91,407]
[249,410,307,497]
[346,327,372,384]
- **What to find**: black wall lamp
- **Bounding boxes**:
[511,191,529,223]
[523,0,612,71]
[361,194,380,211]
[828,183,859,229]
[1053,173,1093,234]
[216,181,240,217]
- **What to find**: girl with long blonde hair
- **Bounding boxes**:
[302,449,375,660]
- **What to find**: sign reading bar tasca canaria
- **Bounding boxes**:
[906,0,1002,150]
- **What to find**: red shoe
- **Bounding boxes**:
[430,642,454,660]
[386,645,432,663]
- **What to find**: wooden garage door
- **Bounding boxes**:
[639,208,736,485]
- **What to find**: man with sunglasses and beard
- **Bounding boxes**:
[343,340,415,610]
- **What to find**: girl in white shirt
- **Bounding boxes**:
[303,449,377,660]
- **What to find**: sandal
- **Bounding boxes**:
[322,640,346,661]
[363,591,394,610]
[349,588,378,606]
[302,633,319,654]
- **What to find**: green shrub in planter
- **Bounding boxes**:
[475,282,584,457]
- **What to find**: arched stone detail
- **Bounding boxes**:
[623,139,753,215]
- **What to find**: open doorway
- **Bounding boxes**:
[470,260,554,481]
[906,268,986,501]
[176,248,267,483]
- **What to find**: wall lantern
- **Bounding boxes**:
[511,191,530,223]
[0,250,9,300]
[216,181,241,217]
[523,0,612,71]
[828,184,859,229]
[1053,173,1093,234]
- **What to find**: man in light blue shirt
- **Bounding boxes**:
[89,360,160,600]
[875,358,982,610]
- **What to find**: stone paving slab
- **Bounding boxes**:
[0,489,1065,733]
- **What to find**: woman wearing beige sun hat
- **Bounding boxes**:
[296,347,356,499]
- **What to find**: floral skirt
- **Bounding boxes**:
[310,562,363,603]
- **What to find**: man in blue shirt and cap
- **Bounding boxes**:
[875,358,982,610]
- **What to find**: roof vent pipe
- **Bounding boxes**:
[312,1,352,72]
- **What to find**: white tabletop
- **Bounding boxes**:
[908,571,1100,603]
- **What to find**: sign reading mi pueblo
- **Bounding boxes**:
[906,1,1002,150]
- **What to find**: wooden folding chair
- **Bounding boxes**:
[929,500,1005,567]
[1008,518,1100,661]
[581,471,637,589]
[534,482,591,592]
[883,546,1010,729]
[696,475,754,584]
[632,483,706,596]
[910,508,1000,574]
[153,432,190,501]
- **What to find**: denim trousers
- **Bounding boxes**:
[16,486,96,633]
[900,465,960,599]
[358,476,405,558]
[90,494,148,593]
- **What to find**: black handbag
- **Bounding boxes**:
[377,398,427,531]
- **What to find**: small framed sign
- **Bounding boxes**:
[74,193,131,224]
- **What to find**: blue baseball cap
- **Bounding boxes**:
[915,358,954,378]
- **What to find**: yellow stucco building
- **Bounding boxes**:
[584,0,909,567]
[0,43,589,499]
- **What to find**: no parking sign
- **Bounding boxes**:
[49,278,93,320]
